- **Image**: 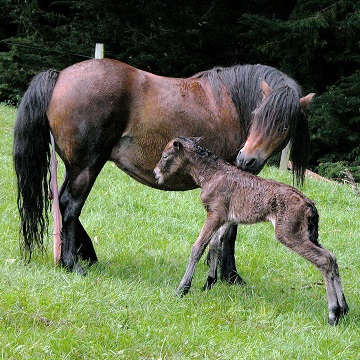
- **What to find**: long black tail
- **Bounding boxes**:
[13,70,60,260]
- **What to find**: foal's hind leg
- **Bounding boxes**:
[275,230,348,325]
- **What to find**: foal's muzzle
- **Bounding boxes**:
[153,167,163,184]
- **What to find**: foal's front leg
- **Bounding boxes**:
[176,215,222,296]
[203,224,232,291]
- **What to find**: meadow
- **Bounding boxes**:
[1,104,360,359]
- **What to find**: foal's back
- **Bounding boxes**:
[201,165,315,226]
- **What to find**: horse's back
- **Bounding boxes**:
[47,58,241,188]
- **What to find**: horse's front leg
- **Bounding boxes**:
[176,215,222,296]
[219,224,246,285]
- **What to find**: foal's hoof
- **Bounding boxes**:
[221,270,246,285]
[176,286,190,298]
[202,276,217,291]
[328,304,349,326]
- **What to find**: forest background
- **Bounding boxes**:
[0,0,359,180]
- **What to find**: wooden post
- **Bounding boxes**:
[50,133,62,265]
[95,43,104,59]
[279,142,291,170]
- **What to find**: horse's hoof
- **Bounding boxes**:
[221,270,246,285]
[62,260,87,276]
[74,263,87,276]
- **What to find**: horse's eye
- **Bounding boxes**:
[162,155,168,160]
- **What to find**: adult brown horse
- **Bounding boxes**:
[14,58,314,278]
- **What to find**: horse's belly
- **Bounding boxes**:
[110,134,197,191]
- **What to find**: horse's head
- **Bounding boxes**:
[236,80,314,175]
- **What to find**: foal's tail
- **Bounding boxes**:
[307,203,319,246]
[13,70,60,261]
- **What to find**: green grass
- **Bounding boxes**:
[1,104,360,359]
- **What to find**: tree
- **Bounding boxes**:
[0,0,359,178]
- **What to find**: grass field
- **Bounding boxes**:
[1,104,360,359]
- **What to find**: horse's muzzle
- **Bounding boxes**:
[235,153,263,174]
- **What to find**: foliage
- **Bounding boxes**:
[310,70,360,171]
[318,162,360,183]
[1,104,360,358]
[0,0,359,175]
[237,0,360,172]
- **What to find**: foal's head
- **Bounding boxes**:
[154,137,201,185]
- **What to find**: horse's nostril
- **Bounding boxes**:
[245,158,256,168]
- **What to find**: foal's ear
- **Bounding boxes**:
[188,136,203,145]
[260,78,273,98]
[300,93,315,108]
[173,140,183,152]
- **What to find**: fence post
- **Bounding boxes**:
[279,142,291,170]
[95,43,104,59]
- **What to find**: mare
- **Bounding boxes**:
[154,137,348,325]
[13,58,314,277]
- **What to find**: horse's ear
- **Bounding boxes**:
[260,79,273,98]
[300,93,315,108]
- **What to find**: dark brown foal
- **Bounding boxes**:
[154,137,348,325]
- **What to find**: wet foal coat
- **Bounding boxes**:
[154,137,348,325]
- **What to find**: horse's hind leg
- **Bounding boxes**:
[59,176,98,264]
[60,164,104,274]
[75,220,98,264]
[301,245,347,325]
